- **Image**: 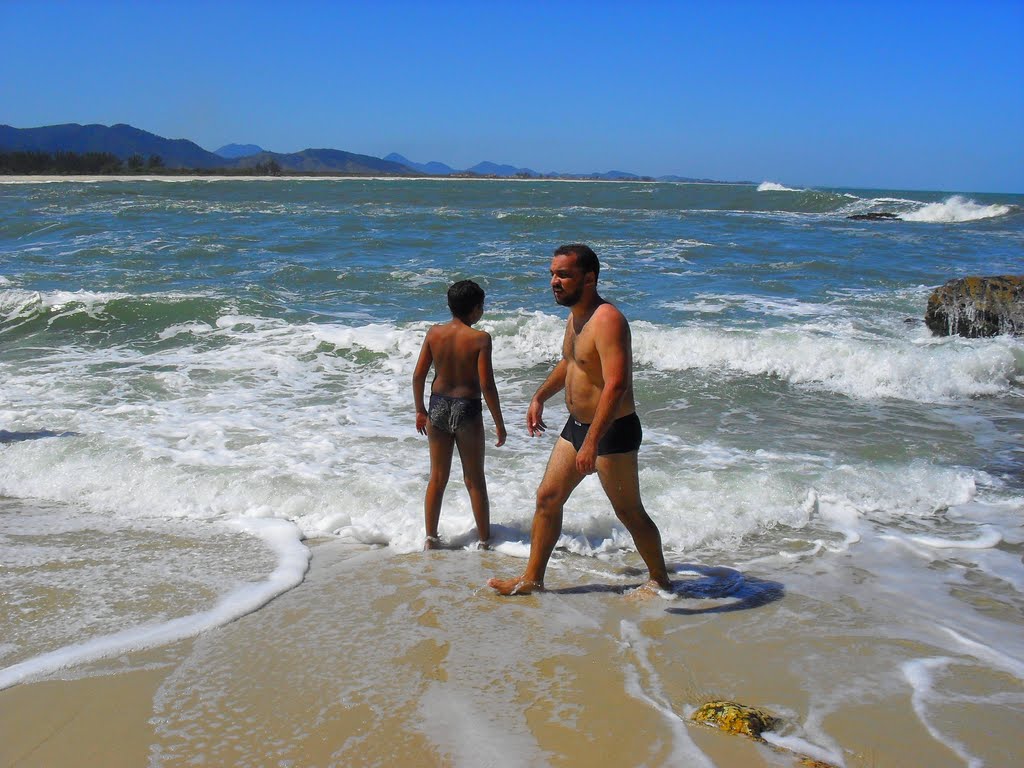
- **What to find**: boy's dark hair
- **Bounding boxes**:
[554,243,600,279]
[447,279,485,320]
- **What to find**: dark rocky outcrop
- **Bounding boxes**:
[847,212,900,221]
[925,276,1024,337]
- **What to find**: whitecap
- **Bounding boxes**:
[902,195,1013,223]
[757,181,803,192]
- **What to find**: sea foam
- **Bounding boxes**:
[902,195,1013,223]
[757,181,803,192]
[0,518,309,690]
[630,321,1021,402]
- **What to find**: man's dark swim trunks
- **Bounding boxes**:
[428,393,482,434]
[560,412,642,455]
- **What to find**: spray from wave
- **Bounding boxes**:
[757,181,803,192]
[901,195,1013,223]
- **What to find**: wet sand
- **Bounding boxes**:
[1,539,1019,767]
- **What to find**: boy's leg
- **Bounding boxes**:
[454,416,489,544]
[488,437,584,594]
[596,451,671,590]
[425,425,456,548]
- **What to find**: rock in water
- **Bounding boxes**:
[691,699,842,766]
[847,212,900,221]
[925,275,1024,337]
[691,700,778,738]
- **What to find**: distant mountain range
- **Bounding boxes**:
[1,123,737,181]
[215,143,265,159]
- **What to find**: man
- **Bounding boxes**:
[488,244,672,596]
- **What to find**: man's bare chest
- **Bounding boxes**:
[564,326,600,375]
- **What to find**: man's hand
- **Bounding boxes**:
[576,439,598,475]
[416,411,428,435]
[527,398,547,437]
[495,424,507,447]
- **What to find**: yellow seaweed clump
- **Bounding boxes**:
[691,700,779,739]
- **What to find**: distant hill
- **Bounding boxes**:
[0,124,418,175]
[215,143,264,159]
[0,123,228,169]
[236,149,416,175]
[467,161,540,177]
[385,153,455,175]
[2,123,741,181]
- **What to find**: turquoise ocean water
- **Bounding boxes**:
[0,178,1022,762]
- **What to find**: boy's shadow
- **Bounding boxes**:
[0,429,78,444]
[549,563,784,615]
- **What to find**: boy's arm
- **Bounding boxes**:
[477,333,506,447]
[412,331,433,435]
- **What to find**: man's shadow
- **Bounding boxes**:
[548,563,784,615]
[663,563,785,615]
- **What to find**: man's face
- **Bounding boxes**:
[549,253,588,306]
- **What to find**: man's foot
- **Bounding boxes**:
[424,535,441,551]
[487,575,544,596]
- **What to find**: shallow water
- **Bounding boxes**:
[1,178,1022,764]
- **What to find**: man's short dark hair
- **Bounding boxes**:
[447,279,485,320]
[554,243,600,279]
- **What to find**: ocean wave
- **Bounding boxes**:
[661,293,845,319]
[0,287,236,338]
[631,322,1022,402]
[838,194,1015,223]
[757,181,803,192]
[901,195,1014,223]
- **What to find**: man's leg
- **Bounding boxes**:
[424,425,455,549]
[597,451,672,590]
[454,416,489,545]
[488,437,584,594]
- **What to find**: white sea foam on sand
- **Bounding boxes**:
[0,517,309,690]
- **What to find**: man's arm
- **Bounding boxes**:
[477,334,506,446]
[527,358,568,436]
[412,330,434,435]
[576,310,630,474]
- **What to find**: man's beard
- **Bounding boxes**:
[554,286,582,306]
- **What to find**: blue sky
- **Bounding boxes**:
[2,1,1022,192]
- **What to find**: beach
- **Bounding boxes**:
[1,177,1021,766]
[6,535,1019,768]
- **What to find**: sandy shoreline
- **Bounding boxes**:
[4,536,1014,767]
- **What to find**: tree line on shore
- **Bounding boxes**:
[0,150,283,176]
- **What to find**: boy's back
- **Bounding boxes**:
[424,320,490,399]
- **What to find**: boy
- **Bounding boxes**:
[413,280,506,549]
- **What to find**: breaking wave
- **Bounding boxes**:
[757,181,803,192]
[901,195,1014,223]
